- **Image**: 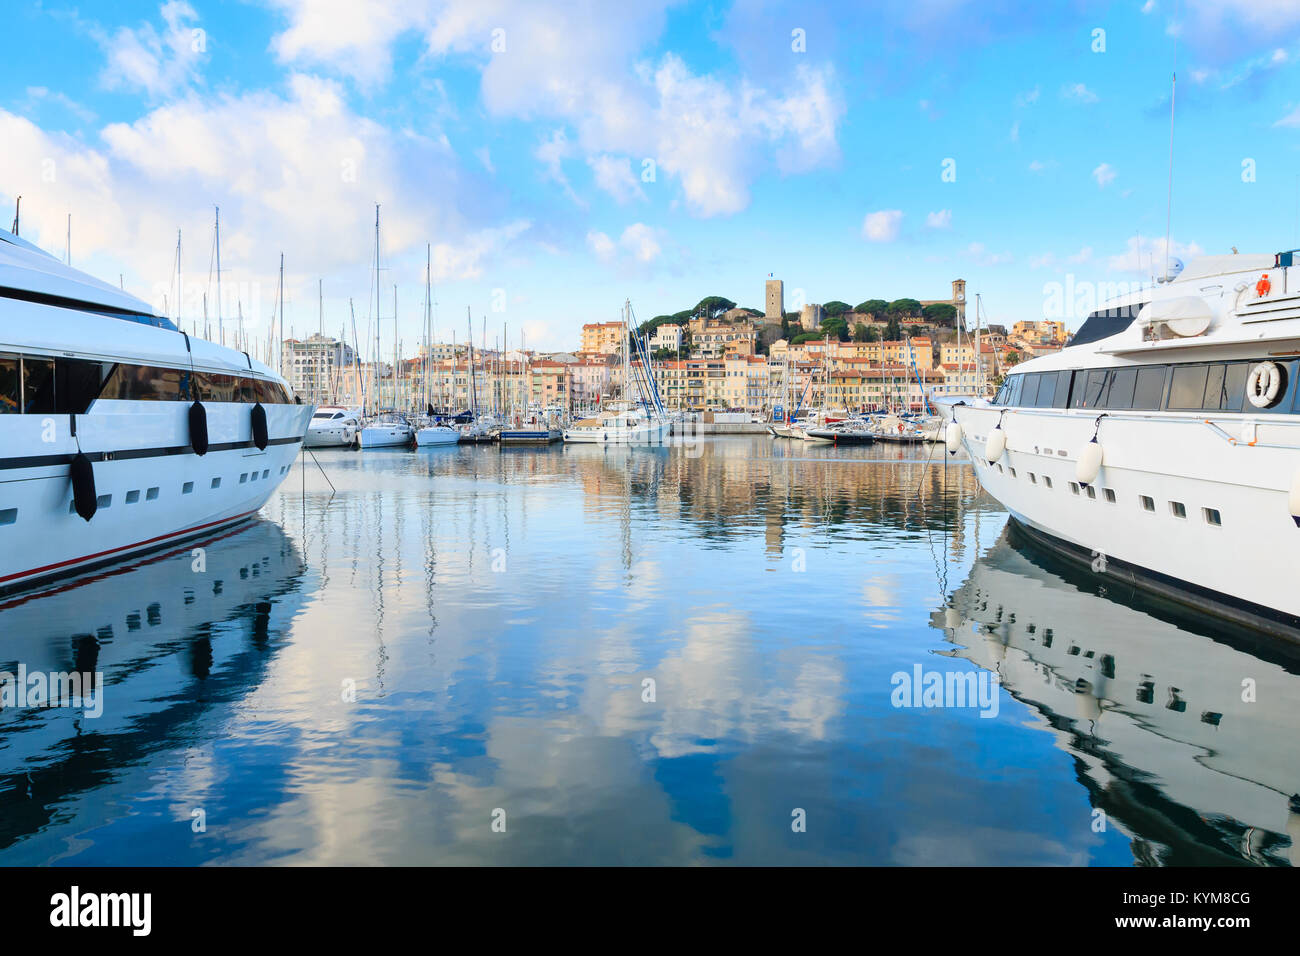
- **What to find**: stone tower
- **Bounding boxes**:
[952,279,966,329]
[765,278,784,324]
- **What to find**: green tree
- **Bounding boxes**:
[823,300,852,317]
[922,303,957,325]
[820,316,850,341]
[694,296,737,320]
[855,299,889,318]
[852,323,870,342]
[887,298,922,317]
[886,316,902,341]
[790,332,821,345]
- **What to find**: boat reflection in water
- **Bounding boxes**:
[934,523,1300,866]
[0,519,304,860]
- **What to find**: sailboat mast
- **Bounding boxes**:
[214,206,223,346]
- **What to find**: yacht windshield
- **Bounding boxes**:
[1070,301,1147,347]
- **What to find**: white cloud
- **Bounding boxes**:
[535,128,584,207]
[0,74,526,336]
[1015,86,1040,107]
[1028,159,1051,173]
[98,1,205,97]
[925,209,952,229]
[1142,0,1156,13]
[965,242,1014,266]
[862,209,903,242]
[586,154,646,204]
[268,0,433,88]
[1068,246,1094,264]
[1092,162,1117,188]
[23,87,96,124]
[1276,105,1300,127]
[1062,82,1099,104]
[265,2,843,217]
[586,222,664,267]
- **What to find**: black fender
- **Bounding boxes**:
[70,452,97,522]
[189,401,209,456]
[250,402,269,451]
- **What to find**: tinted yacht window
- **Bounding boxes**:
[1132,366,1167,409]
[0,357,18,414]
[1168,364,1209,409]
[1070,302,1147,347]
[23,357,56,413]
[1105,368,1137,409]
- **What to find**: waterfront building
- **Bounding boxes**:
[649,323,685,352]
[282,333,356,405]
[581,321,625,354]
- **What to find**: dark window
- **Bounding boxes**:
[1168,365,1209,409]
[22,357,56,413]
[1105,368,1137,409]
[196,372,237,403]
[1204,364,1227,411]
[1133,366,1166,409]
[1052,370,1073,408]
[1020,373,1041,407]
[56,358,113,413]
[100,363,186,402]
[0,357,18,414]
[1220,363,1247,411]
[1074,369,1107,409]
[1071,302,1147,347]
[1007,374,1024,406]
[1034,372,1056,407]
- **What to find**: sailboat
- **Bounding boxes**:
[358,207,413,449]
[415,247,459,447]
[563,300,671,444]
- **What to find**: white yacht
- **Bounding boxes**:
[415,419,460,446]
[357,414,413,448]
[563,299,671,445]
[563,406,672,444]
[941,250,1300,636]
[304,405,361,448]
[0,229,312,595]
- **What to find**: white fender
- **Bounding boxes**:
[1077,439,1104,485]
[944,421,963,456]
[1289,469,1300,527]
[985,427,1007,463]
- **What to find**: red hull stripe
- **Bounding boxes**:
[0,508,261,584]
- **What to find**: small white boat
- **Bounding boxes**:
[358,415,413,448]
[563,408,672,444]
[304,405,361,448]
[415,423,460,446]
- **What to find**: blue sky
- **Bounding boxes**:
[3,0,1300,356]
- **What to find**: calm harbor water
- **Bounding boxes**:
[1,435,1297,865]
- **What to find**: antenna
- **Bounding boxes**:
[10,195,19,235]
[1162,36,1177,280]
[65,213,71,265]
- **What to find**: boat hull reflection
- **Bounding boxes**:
[934,524,1300,865]
[0,519,305,857]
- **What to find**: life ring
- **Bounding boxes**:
[1246,361,1284,408]
[896,423,904,433]
[1257,274,1272,298]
